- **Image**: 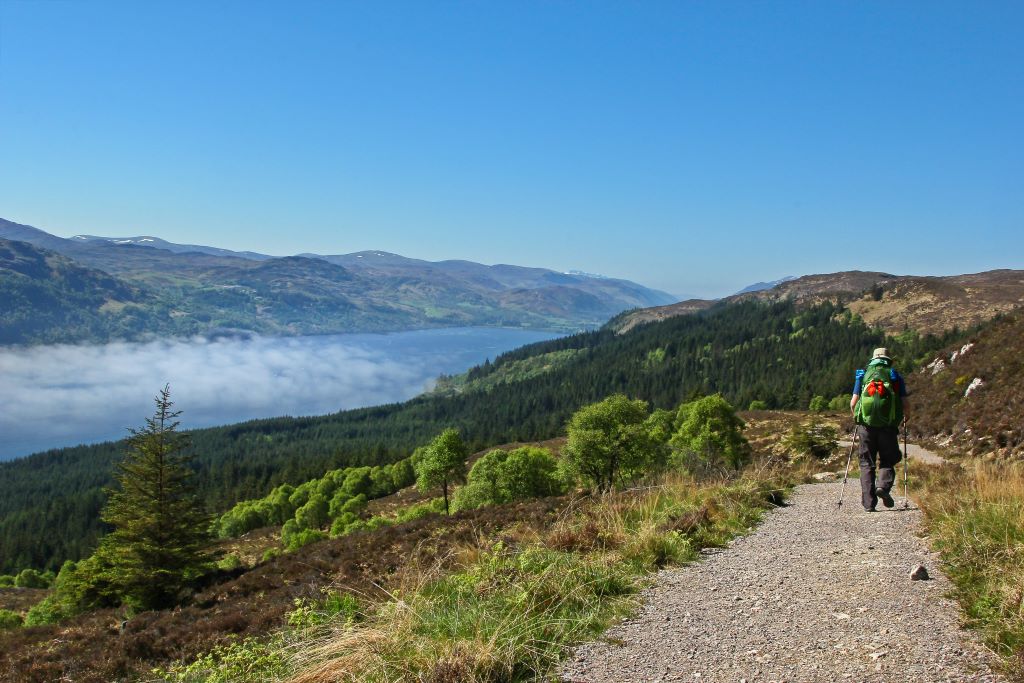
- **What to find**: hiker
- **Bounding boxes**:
[849,347,909,512]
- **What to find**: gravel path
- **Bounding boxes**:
[561,477,1007,682]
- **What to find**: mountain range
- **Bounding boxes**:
[0,218,676,345]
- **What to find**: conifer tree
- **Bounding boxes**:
[97,385,213,610]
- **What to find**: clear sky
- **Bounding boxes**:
[1,1,1021,298]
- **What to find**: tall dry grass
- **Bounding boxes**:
[916,461,1024,675]
[285,465,792,683]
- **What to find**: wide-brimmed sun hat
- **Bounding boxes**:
[872,347,891,361]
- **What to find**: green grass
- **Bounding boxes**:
[153,464,794,683]
[287,467,792,683]
[916,462,1024,676]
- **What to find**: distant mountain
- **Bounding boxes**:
[609,269,1024,335]
[70,233,273,261]
[0,218,71,252]
[0,238,196,345]
[734,276,797,295]
[0,218,677,344]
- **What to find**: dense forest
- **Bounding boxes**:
[0,299,966,572]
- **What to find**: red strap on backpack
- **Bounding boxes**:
[866,380,886,397]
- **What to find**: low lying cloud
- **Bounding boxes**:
[0,329,556,460]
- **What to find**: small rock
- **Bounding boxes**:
[910,565,930,581]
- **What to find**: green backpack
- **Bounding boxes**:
[855,359,903,428]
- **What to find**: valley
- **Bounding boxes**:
[1,265,1021,682]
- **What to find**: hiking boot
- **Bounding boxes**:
[877,488,894,508]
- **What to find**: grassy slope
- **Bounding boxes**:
[916,462,1024,678]
[0,416,806,683]
[9,412,1024,681]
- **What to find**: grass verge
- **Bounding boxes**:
[915,461,1024,677]
[283,465,793,683]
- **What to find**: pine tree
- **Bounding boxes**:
[97,385,213,609]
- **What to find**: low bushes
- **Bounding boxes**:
[0,610,22,630]
[216,459,417,540]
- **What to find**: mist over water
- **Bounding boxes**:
[0,327,558,460]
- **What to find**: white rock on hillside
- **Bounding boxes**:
[950,343,974,363]
[965,377,984,397]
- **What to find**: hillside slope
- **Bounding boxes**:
[912,312,1024,458]
[0,239,185,345]
[611,269,1024,336]
[1,298,956,573]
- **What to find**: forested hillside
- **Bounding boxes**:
[0,299,967,573]
[0,238,184,344]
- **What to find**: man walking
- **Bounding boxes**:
[850,347,909,512]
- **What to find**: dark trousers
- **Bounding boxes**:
[857,425,902,510]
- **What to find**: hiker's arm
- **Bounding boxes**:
[850,369,864,416]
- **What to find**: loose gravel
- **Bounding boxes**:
[561,479,1007,683]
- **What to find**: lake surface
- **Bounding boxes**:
[0,327,560,460]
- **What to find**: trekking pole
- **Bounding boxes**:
[837,428,859,511]
[902,418,910,509]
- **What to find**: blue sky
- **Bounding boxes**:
[1,1,1021,298]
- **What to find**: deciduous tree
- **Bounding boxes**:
[563,394,660,492]
[671,394,750,472]
[415,428,468,515]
